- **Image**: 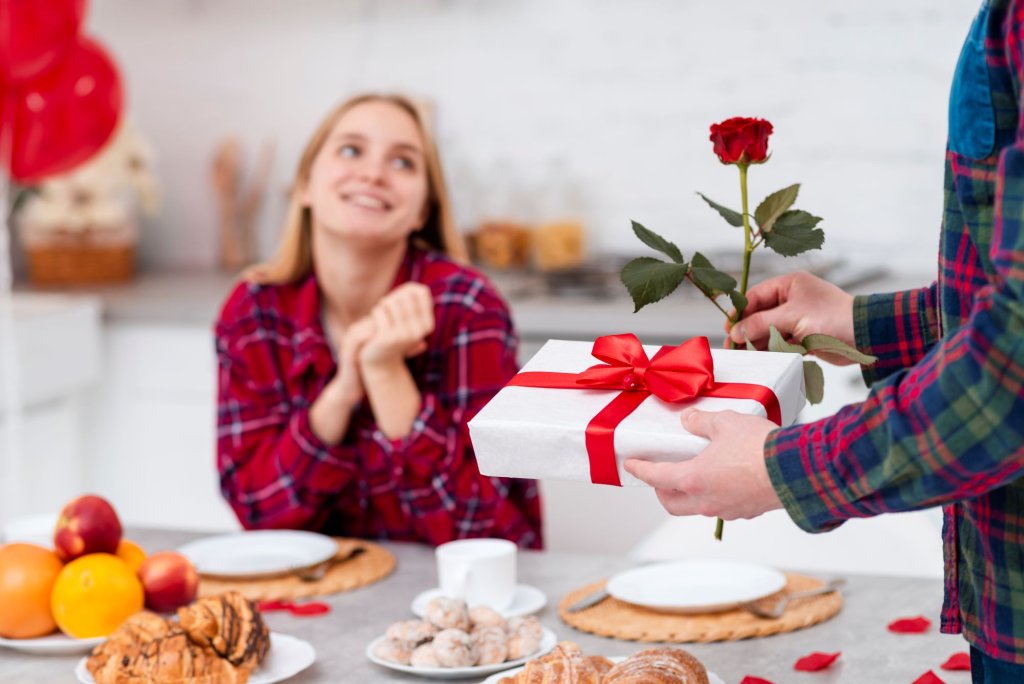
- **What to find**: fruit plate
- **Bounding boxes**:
[479,656,726,684]
[75,632,315,684]
[367,627,557,679]
[0,633,104,656]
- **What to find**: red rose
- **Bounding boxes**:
[709,117,774,165]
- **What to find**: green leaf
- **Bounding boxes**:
[621,257,688,312]
[697,193,744,228]
[729,290,748,316]
[631,220,684,264]
[689,252,737,297]
[803,360,825,405]
[801,334,879,365]
[762,210,825,257]
[767,325,807,355]
[745,336,757,351]
[754,184,800,234]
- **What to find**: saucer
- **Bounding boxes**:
[411,584,547,619]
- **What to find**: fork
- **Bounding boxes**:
[295,546,366,582]
[742,578,846,619]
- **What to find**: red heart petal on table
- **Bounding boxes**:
[794,651,841,671]
[940,652,971,671]
[911,671,946,684]
[740,677,776,684]
[888,616,932,633]
[287,601,331,616]
[256,600,292,612]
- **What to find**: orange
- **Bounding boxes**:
[115,539,147,574]
[51,553,144,638]
[0,543,63,638]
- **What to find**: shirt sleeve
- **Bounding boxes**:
[215,289,362,531]
[853,283,940,386]
[764,144,1024,533]
[355,283,543,549]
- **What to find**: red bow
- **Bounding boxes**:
[575,334,716,401]
[508,334,781,486]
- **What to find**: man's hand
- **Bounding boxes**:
[726,271,856,365]
[624,409,782,520]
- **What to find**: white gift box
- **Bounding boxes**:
[468,338,806,486]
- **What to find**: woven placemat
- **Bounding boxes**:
[198,538,395,601]
[559,573,842,642]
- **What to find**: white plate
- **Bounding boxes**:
[367,626,556,679]
[606,559,787,614]
[178,530,337,579]
[411,585,547,619]
[480,656,725,684]
[0,633,103,656]
[76,632,315,684]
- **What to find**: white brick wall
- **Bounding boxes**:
[90,0,981,275]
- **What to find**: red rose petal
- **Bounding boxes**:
[256,599,292,612]
[911,671,946,684]
[794,651,841,671]
[287,601,331,616]
[940,652,971,671]
[740,677,776,684]
[888,615,932,633]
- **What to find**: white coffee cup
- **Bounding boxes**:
[436,538,517,612]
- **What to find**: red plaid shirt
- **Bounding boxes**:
[214,245,543,549]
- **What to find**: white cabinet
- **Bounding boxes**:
[0,294,101,526]
[84,322,239,532]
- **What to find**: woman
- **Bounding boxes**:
[215,93,542,549]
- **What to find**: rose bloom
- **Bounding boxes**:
[709,117,773,165]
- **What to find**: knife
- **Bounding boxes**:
[565,587,610,613]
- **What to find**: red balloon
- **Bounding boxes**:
[0,0,88,84]
[6,35,123,183]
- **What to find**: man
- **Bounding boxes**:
[625,2,1024,680]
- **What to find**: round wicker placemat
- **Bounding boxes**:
[559,573,842,642]
[197,538,395,601]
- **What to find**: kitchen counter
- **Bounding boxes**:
[32,266,932,344]
[0,527,969,684]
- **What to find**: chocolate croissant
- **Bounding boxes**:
[86,612,247,684]
[176,592,270,672]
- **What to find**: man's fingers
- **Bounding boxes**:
[680,408,723,439]
[623,458,695,491]
[728,305,801,346]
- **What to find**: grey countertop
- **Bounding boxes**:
[26,266,933,344]
[0,528,969,684]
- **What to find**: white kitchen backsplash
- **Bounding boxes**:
[88,0,978,275]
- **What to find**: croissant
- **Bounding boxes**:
[177,592,270,672]
[86,613,247,684]
[602,647,709,684]
[498,641,613,684]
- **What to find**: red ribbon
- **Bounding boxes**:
[507,334,781,486]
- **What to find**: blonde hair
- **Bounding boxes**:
[248,93,466,284]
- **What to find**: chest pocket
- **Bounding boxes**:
[948,1,995,160]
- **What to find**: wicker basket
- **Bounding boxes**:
[25,235,136,286]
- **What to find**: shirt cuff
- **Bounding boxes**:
[370,393,447,457]
[853,287,938,387]
[289,408,358,475]
[764,424,846,534]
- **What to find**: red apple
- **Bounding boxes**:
[53,495,122,562]
[138,551,199,613]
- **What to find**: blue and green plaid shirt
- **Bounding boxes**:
[765,0,1024,663]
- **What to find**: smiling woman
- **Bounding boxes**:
[213,93,542,549]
